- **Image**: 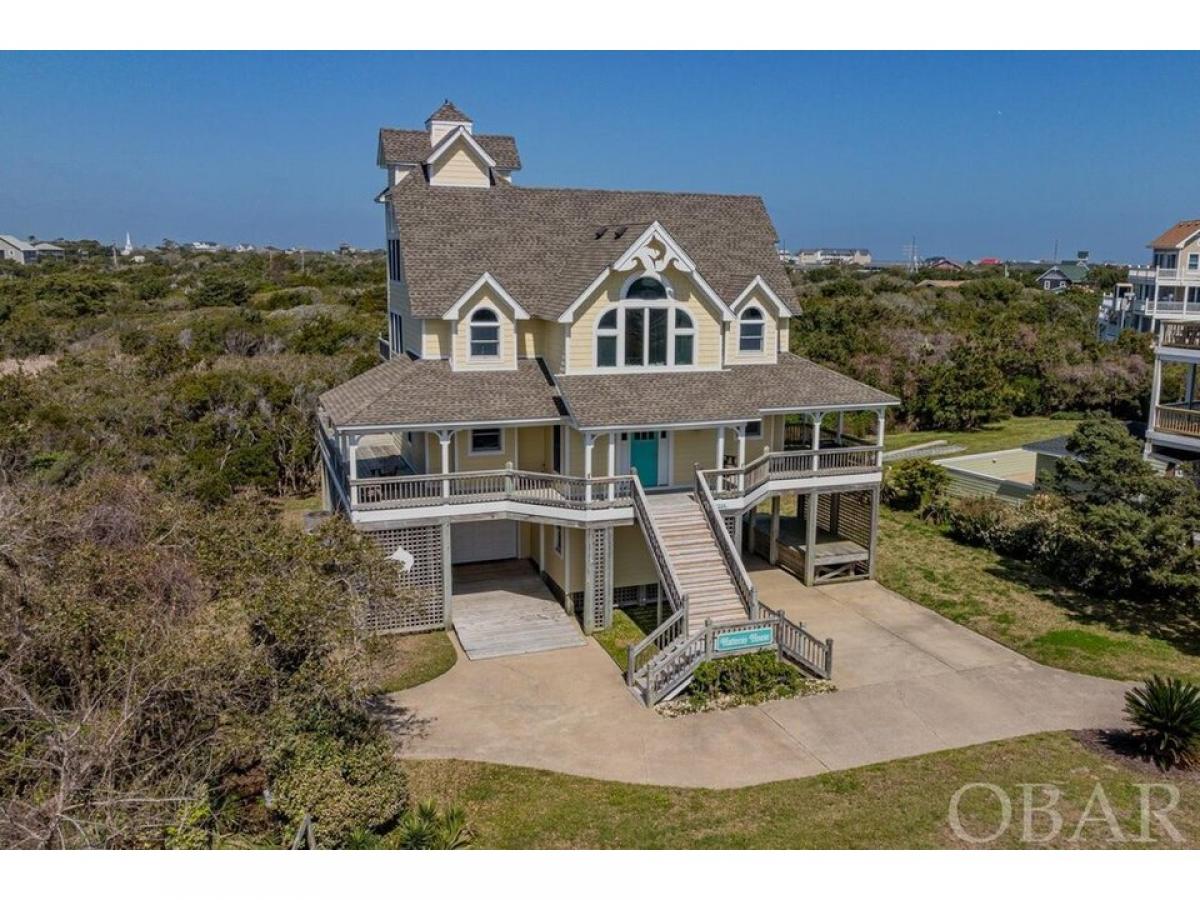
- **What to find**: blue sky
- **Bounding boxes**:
[2,51,1198,261]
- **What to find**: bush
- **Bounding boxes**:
[946,496,1012,547]
[1124,675,1200,770]
[191,275,252,308]
[883,458,949,513]
[387,801,471,850]
[690,650,804,701]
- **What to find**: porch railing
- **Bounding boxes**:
[757,601,834,679]
[1160,321,1200,350]
[347,465,635,512]
[1154,404,1200,438]
[700,445,882,501]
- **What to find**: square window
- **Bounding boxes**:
[470,324,499,358]
[745,421,762,438]
[470,428,503,454]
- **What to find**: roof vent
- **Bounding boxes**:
[612,226,627,240]
[594,226,608,239]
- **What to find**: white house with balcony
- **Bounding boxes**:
[1144,319,1200,469]
[316,101,899,704]
[1102,219,1200,338]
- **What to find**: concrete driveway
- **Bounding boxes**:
[384,568,1130,788]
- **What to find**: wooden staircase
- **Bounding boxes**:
[643,493,748,634]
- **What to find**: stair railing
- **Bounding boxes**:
[693,464,758,619]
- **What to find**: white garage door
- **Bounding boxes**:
[451,521,518,564]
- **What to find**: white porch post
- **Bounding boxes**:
[809,412,824,472]
[836,411,845,444]
[715,426,726,470]
[735,424,747,492]
[346,435,360,505]
[769,495,781,565]
[804,492,819,586]
[1188,364,1196,407]
[584,432,596,503]
[438,429,453,498]
[1150,358,1164,429]
[607,433,616,501]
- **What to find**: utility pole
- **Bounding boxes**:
[902,236,918,273]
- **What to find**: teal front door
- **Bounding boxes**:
[630,432,659,486]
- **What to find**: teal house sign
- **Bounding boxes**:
[714,626,774,654]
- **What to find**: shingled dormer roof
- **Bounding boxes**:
[425,100,472,124]
[1149,219,1200,250]
[382,174,796,321]
[378,128,522,171]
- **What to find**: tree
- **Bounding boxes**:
[911,343,1012,431]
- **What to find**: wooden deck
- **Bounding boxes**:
[451,561,586,660]
[749,513,869,583]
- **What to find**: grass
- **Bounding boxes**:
[278,492,322,529]
[366,630,458,694]
[876,507,1200,682]
[402,731,1200,848]
[592,607,657,673]
[884,415,1078,457]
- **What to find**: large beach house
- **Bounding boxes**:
[317,102,898,703]
[1099,219,1200,339]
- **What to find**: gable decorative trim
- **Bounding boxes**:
[442,273,530,321]
[732,275,793,318]
[425,126,497,170]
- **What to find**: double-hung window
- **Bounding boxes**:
[1189,253,1199,272]
[469,307,500,358]
[739,307,765,353]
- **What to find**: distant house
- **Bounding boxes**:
[922,256,963,272]
[191,241,222,253]
[795,247,871,267]
[975,257,1003,267]
[1037,256,1091,292]
[0,235,63,264]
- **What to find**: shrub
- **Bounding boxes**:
[883,458,949,513]
[387,801,471,850]
[690,650,804,700]
[946,496,1013,548]
[190,275,252,308]
[1124,675,1200,770]
[288,314,360,355]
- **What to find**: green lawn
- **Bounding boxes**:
[403,731,1199,848]
[592,607,658,672]
[885,415,1078,457]
[876,508,1200,682]
[366,630,458,694]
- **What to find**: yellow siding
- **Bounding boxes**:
[517,319,546,359]
[566,527,585,594]
[454,426,517,471]
[777,321,790,353]
[450,289,517,371]
[428,143,490,187]
[728,288,780,366]
[541,321,565,373]
[565,267,724,373]
[670,428,717,486]
[517,425,548,472]
[613,524,658,588]
[542,523,566,589]
[422,319,451,358]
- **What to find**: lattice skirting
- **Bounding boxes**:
[613,583,659,608]
[363,524,447,634]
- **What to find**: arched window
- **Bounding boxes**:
[624,276,668,300]
[674,308,695,365]
[596,308,619,367]
[593,275,698,369]
[469,307,500,358]
[739,307,764,353]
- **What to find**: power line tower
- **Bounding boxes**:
[902,236,919,273]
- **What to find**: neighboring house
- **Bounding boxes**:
[1108,219,1200,336]
[190,241,221,253]
[794,247,871,267]
[922,256,963,271]
[1145,318,1200,471]
[1036,252,1090,292]
[0,235,64,264]
[974,256,1003,267]
[0,235,41,264]
[316,102,899,703]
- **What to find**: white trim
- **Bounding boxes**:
[736,302,767,355]
[556,221,733,323]
[731,275,792,318]
[443,273,530,321]
[332,416,562,436]
[424,126,496,169]
[466,303,503,360]
[350,501,634,528]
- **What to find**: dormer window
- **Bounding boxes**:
[739,307,764,353]
[469,307,500,358]
[593,274,699,370]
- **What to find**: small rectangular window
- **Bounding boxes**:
[647,308,668,365]
[624,308,644,366]
[470,325,500,358]
[1189,254,1198,271]
[470,428,503,454]
[597,335,617,367]
[745,420,762,438]
[740,323,764,353]
[674,333,694,365]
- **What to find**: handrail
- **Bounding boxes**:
[698,445,882,502]
[693,464,758,618]
[625,599,688,688]
[316,425,350,511]
[629,471,688,616]
[1161,321,1200,349]
[757,600,834,679]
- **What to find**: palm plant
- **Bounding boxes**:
[1124,675,1200,769]
[389,801,472,850]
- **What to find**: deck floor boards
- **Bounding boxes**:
[452,562,586,660]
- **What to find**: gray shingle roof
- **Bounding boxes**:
[426,100,472,123]
[556,353,898,428]
[385,174,797,321]
[379,128,522,171]
[320,356,561,428]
